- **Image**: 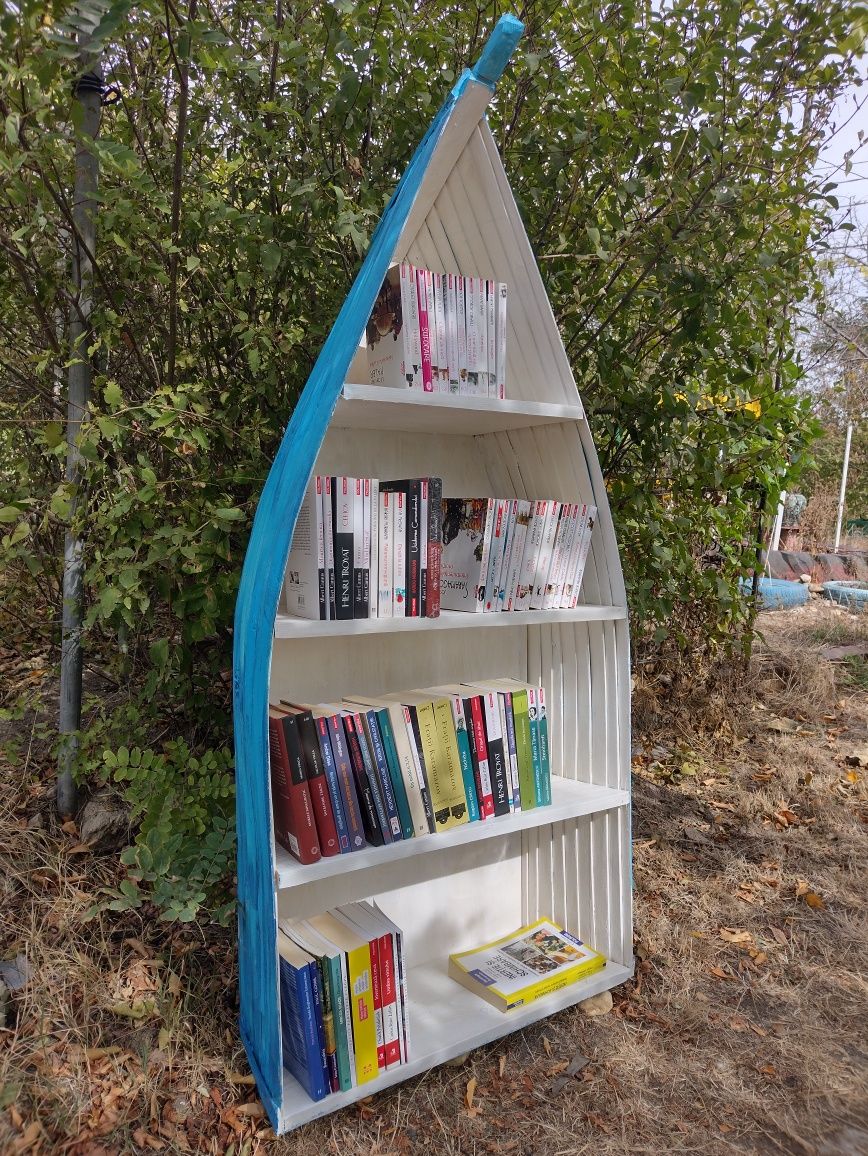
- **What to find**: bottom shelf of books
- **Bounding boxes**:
[276,907,633,1131]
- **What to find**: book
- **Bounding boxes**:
[445,273,460,394]
[448,918,606,1012]
[514,500,548,611]
[424,476,443,618]
[284,478,326,621]
[424,269,440,393]
[483,499,509,613]
[440,497,495,612]
[352,478,366,619]
[456,274,468,392]
[280,706,340,857]
[530,501,561,610]
[368,478,379,619]
[382,480,421,617]
[277,932,330,1100]
[464,691,495,819]
[503,500,531,612]
[383,692,468,831]
[545,502,578,609]
[405,263,422,390]
[484,680,536,809]
[568,505,597,608]
[492,499,518,612]
[323,475,337,620]
[347,709,392,845]
[341,711,383,846]
[485,278,497,396]
[416,266,434,393]
[366,264,413,389]
[433,271,449,393]
[393,488,407,616]
[307,912,379,1085]
[537,686,552,806]
[358,708,403,841]
[332,477,354,620]
[322,711,366,851]
[560,502,589,609]
[423,686,481,822]
[336,903,402,1070]
[419,479,428,617]
[526,687,544,807]
[344,695,429,838]
[267,708,321,864]
[465,686,511,816]
[377,489,394,618]
[310,711,351,854]
[495,282,507,399]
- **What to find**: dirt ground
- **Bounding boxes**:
[1,599,867,1156]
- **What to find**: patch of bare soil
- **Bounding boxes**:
[1,600,867,1156]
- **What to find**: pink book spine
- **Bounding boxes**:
[416,267,434,393]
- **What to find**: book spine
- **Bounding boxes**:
[399,263,415,388]
[456,274,468,394]
[278,958,330,1101]
[316,476,327,619]
[481,690,511,816]
[416,267,434,393]
[466,695,495,818]
[446,273,460,394]
[323,476,337,620]
[326,955,352,1091]
[425,476,442,618]
[432,697,470,826]
[511,688,536,810]
[527,687,543,807]
[365,711,402,840]
[500,691,521,811]
[486,278,497,396]
[283,480,323,621]
[377,490,393,618]
[346,944,378,1084]
[316,714,350,853]
[419,479,428,619]
[561,503,588,609]
[424,269,442,393]
[269,713,321,864]
[473,276,487,396]
[353,711,393,845]
[433,271,448,393]
[405,704,436,833]
[335,950,357,1086]
[352,477,366,619]
[530,500,561,610]
[312,956,338,1092]
[332,476,354,619]
[386,703,429,838]
[342,713,383,846]
[307,961,331,1095]
[326,714,366,851]
[449,695,480,822]
[493,499,517,613]
[378,932,401,1068]
[504,501,530,612]
[401,482,421,617]
[484,499,507,613]
[569,505,597,608]
[296,712,339,856]
[405,263,422,390]
[542,504,570,610]
[538,686,552,806]
[515,500,547,611]
[471,498,495,612]
[368,478,379,619]
[367,932,386,1070]
[495,282,507,399]
[392,488,406,616]
[376,709,415,840]
[464,275,478,394]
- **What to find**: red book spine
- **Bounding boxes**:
[267,713,321,864]
[469,696,495,818]
[295,711,340,856]
[368,934,386,1070]
[379,933,401,1068]
[416,268,434,393]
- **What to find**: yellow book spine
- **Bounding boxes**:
[417,703,459,831]
[347,944,379,1084]
[432,698,470,825]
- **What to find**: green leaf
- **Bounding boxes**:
[103,379,123,410]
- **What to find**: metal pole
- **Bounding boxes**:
[58,68,102,818]
[833,421,853,554]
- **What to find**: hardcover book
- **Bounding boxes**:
[448,918,606,1012]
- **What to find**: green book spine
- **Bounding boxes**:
[328,955,352,1091]
[376,709,415,840]
[454,724,480,822]
[538,688,551,806]
[528,688,544,806]
[511,689,536,809]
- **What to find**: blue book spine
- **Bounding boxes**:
[356,714,393,844]
[279,957,330,1102]
[325,714,366,851]
[366,710,402,840]
[315,715,350,852]
[376,709,414,840]
[454,722,480,822]
[538,692,551,806]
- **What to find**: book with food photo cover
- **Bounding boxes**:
[448,918,605,1011]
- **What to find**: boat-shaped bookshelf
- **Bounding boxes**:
[233,14,632,1134]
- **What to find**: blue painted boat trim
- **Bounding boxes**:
[232,16,524,1129]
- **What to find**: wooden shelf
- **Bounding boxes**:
[278,957,633,1129]
[274,777,629,890]
[333,383,584,435]
[274,603,627,639]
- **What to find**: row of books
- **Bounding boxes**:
[284,476,442,621]
[441,497,597,613]
[278,901,408,1101]
[267,679,552,866]
[366,263,507,398]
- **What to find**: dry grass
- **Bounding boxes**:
[2,600,868,1155]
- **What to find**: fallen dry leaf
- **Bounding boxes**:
[803,891,825,909]
[708,966,736,981]
[465,1076,477,1111]
[233,1101,265,1119]
[720,927,753,945]
[498,1054,506,1078]
[770,926,788,946]
[228,1072,256,1086]
[542,1035,552,1056]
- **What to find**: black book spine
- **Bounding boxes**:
[342,713,383,846]
[332,477,354,620]
[486,728,511,817]
[354,713,393,844]
[406,703,436,833]
[382,480,421,617]
[425,476,442,618]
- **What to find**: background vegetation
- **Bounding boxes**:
[0,0,863,918]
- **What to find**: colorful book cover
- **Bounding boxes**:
[440,497,495,612]
[307,951,335,1091]
[366,264,412,389]
[486,681,535,809]
[336,904,402,1071]
[448,918,606,1012]
[371,900,410,1064]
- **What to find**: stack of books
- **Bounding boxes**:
[441,497,597,614]
[278,901,408,1101]
[267,679,552,865]
[284,476,442,621]
[366,263,507,398]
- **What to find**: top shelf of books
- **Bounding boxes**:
[334,385,584,436]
